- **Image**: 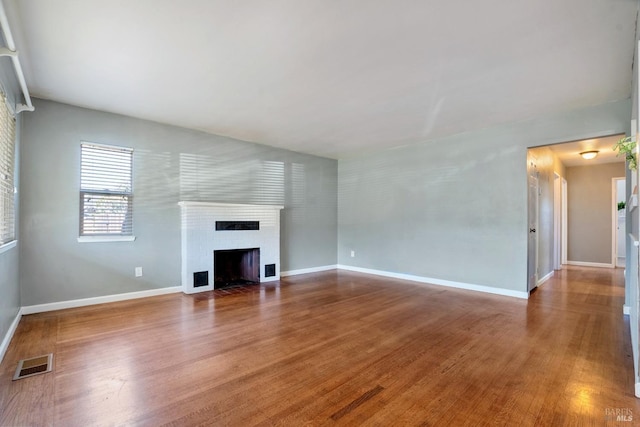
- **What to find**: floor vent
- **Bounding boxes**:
[13,354,53,381]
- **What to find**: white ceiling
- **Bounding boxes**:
[5,0,638,159]
[547,134,626,167]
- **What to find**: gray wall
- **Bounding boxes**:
[338,99,630,293]
[566,162,625,264]
[20,99,337,306]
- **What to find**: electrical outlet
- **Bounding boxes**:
[350,250,355,257]
[135,267,143,277]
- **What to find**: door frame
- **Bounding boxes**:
[561,177,568,265]
[553,172,562,270]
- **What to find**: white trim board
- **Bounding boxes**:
[0,239,16,255]
[0,308,22,364]
[565,261,615,269]
[280,265,337,277]
[624,305,631,315]
[337,265,529,299]
[537,271,554,287]
[21,286,182,315]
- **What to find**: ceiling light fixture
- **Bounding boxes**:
[580,150,599,160]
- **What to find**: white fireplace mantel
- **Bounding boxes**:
[179,201,284,210]
[178,201,284,294]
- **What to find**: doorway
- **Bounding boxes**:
[527,134,625,293]
[613,177,626,268]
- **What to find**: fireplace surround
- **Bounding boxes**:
[178,202,283,294]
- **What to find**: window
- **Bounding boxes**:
[0,93,16,246]
[80,142,133,239]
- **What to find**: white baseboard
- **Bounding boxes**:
[21,286,182,315]
[0,307,23,363]
[635,382,640,398]
[280,265,338,277]
[624,305,631,315]
[336,265,529,299]
[537,271,554,286]
[565,261,615,269]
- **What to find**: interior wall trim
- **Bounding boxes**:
[0,307,22,363]
[280,265,338,277]
[336,264,529,299]
[537,271,555,287]
[21,286,182,315]
[565,261,615,269]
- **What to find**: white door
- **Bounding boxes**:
[528,170,539,291]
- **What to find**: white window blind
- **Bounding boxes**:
[0,93,16,245]
[80,143,133,236]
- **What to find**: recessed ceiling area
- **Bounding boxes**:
[548,134,627,167]
[4,0,638,159]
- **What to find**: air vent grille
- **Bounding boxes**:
[13,354,53,381]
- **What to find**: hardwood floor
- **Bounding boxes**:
[0,266,638,426]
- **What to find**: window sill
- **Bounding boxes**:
[77,236,136,243]
[0,240,17,254]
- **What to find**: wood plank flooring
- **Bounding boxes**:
[1,266,638,426]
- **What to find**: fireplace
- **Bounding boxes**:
[178,201,283,294]
[214,248,260,288]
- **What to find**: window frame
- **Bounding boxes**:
[0,92,16,252]
[78,141,135,243]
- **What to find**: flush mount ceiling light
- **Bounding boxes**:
[579,150,599,160]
